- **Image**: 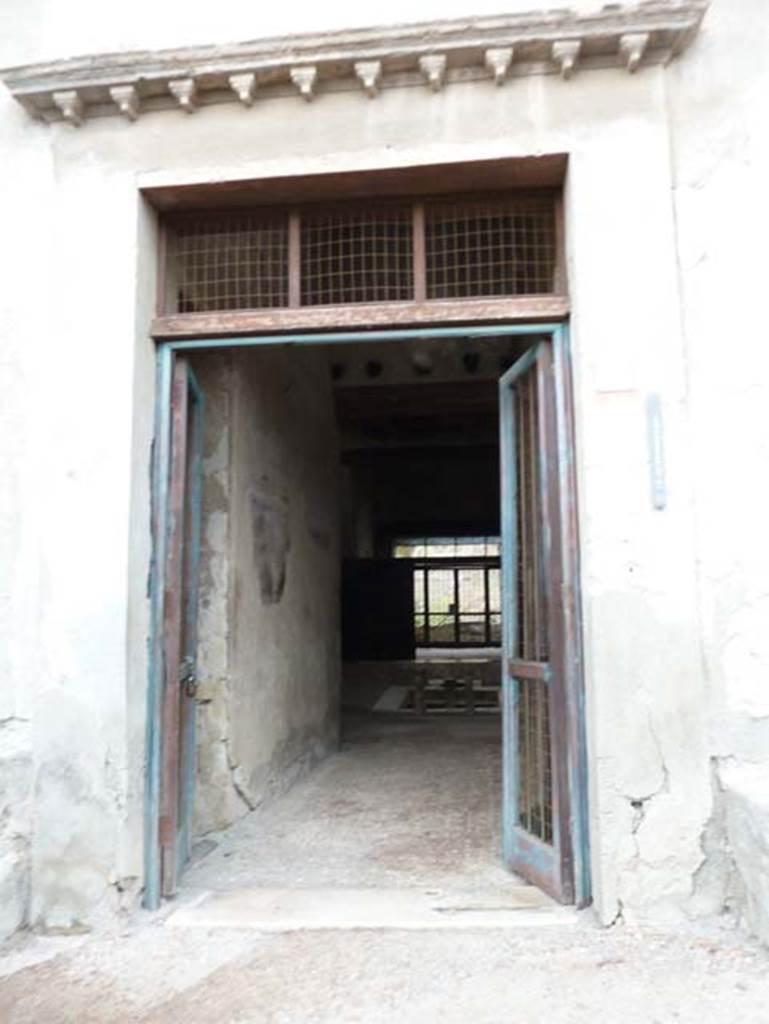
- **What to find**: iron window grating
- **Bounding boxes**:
[171,212,289,312]
[425,196,556,299]
[164,191,560,314]
[518,677,553,843]
[513,360,553,845]
[515,366,548,662]
[300,206,413,306]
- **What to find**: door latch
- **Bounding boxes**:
[179,657,198,698]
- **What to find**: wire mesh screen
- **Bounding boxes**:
[514,362,553,844]
[518,677,553,842]
[165,192,560,313]
[300,207,413,306]
[425,197,556,300]
[516,368,548,662]
[173,214,289,312]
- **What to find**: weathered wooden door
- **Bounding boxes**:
[159,357,204,896]
[499,337,587,905]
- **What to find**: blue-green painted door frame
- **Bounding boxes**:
[145,353,204,906]
[177,366,204,876]
[144,322,590,909]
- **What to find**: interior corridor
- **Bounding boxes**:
[178,712,561,927]
[178,337,565,924]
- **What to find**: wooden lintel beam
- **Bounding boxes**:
[152,296,569,340]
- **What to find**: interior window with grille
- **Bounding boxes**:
[393,537,501,648]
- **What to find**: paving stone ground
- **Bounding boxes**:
[2,714,766,1022]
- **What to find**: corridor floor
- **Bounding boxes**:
[179,712,546,922]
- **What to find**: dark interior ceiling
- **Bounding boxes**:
[335,379,498,450]
[330,333,545,451]
[335,380,497,420]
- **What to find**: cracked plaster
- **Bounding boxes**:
[1,0,767,944]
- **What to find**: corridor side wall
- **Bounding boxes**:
[193,350,341,836]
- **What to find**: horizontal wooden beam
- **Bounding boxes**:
[144,157,567,212]
[152,297,569,340]
[507,659,551,681]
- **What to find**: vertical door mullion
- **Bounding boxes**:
[288,211,301,307]
[500,368,519,863]
[159,357,189,897]
[453,566,460,644]
[413,202,426,302]
[177,369,204,873]
[537,343,574,900]
[424,566,430,645]
[484,566,491,645]
[553,324,588,903]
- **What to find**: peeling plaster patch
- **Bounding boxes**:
[225,743,258,813]
[606,694,711,925]
[717,759,769,944]
[31,752,118,931]
[689,760,744,921]
[608,898,624,927]
[249,488,290,605]
[616,712,671,858]
[0,718,33,940]
[221,715,339,824]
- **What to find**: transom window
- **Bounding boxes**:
[393,536,501,648]
[165,191,558,314]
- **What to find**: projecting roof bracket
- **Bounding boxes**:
[0,2,708,126]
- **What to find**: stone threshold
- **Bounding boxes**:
[166,886,579,931]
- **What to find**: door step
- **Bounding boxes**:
[166,887,578,932]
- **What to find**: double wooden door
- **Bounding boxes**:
[151,333,589,907]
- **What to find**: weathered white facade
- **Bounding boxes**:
[1,0,767,943]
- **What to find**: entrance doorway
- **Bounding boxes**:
[145,323,589,912]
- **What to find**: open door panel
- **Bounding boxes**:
[499,339,582,904]
[159,356,204,897]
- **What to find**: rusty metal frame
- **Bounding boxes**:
[153,188,564,333]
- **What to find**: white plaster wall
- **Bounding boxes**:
[0,86,156,934]
[0,88,52,939]
[666,0,769,941]
[0,0,759,937]
[563,79,707,926]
